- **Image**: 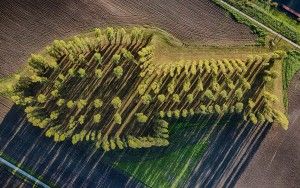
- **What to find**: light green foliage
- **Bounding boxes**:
[136,113,148,123]
[112,54,121,64]
[138,84,147,95]
[195,79,203,91]
[248,99,255,109]
[204,89,214,100]
[215,104,222,114]
[172,94,180,103]
[78,115,85,125]
[235,88,243,100]
[51,90,59,97]
[94,53,102,64]
[94,28,102,37]
[235,102,244,113]
[111,97,122,109]
[159,111,165,118]
[114,113,122,124]
[11,95,22,105]
[141,94,152,105]
[167,111,172,118]
[249,113,258,124]
[113,66,123,79]
[200,105,207,113]
[182,109,188,117]
[93,114,101,123]
[187,94,194,104]
[220,90,227,99]
[50,111,59,120]
[77,99,87,110]
[157,94,166,103]
[67,100,75,108]
[68,68,75,76]
[174,110,180,119]
[94,99,103,108]
[95,69,103,78]
[30,75,45,83]
[183,80,191,91]
[106,27,115,42]
[189,108,195,116]
[28,54,47,71]
[78,68,86,78]
[167,81,175,94]
[37,94,46,103]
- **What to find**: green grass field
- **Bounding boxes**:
[106,120,210,188]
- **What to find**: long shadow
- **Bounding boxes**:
[185,117,271,187]
[0,105,271,187]
[0,105,144,188]
[104,114,271,187]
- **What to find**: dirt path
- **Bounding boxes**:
[236,71,300,188]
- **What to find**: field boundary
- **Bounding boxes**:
[218,0,300,50]
[0,157,50,188]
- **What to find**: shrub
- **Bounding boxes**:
[37,94,46,103]
[141,94,152,105]
[114,113,122,124]
[67,100,75,108]
[93,114,101,123]
[157,94,166,103]
[94,99,103,108]
[136,113,148,123]
[113,66,123,79]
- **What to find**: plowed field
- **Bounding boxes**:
[0,0,256,77]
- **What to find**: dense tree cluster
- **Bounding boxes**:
[10,27,288,152]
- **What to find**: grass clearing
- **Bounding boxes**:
[282,51,300,106]
[108,121,209,188]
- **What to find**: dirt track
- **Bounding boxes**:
[0,0,255,77]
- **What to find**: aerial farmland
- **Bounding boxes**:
[0,0,299,187]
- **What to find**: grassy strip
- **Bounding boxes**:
[213,0,267,46]
[226,0,300,45]
[109,122,209,188]
[282,51,300,107]
[0,151,55,187]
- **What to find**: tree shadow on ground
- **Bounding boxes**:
[0,105,144,188]
[0,105,270,187]
[105,114,271,187]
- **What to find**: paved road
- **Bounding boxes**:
[0,157,50,188]
[218,0,300,50]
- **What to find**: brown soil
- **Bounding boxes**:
[236,71,300,187]
[0,97,13,123]
[0,0,256,78]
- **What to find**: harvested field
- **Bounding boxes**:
[236,70,300,187]
[0,97,13,123]
[0,0,256,77]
